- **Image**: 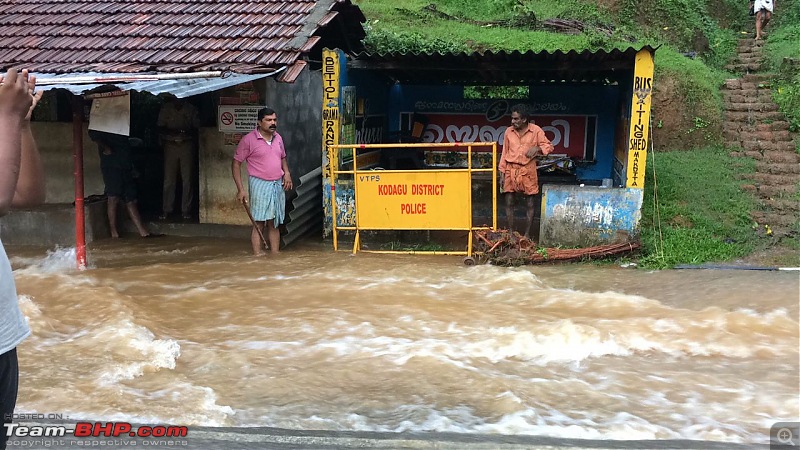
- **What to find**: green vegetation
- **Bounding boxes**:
[765,1,800,144]
[354,0,799,267]
[640,147,758,268]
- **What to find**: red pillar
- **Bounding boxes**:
[72,95,87,270]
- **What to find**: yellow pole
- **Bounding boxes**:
[492,142,497,230]
[352,145,359,254]
[467,145,473,256]
[353,230,360,254]
[330,146,339,251]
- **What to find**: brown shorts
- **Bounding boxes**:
[502,161,539,195]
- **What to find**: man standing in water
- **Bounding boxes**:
[499,104,553,238]
[89,130,159,238]
[232,107,292,256]
[0,68,44,450]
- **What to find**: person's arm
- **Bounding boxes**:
[232,159,247,203]
[499,130,510,172]
[0,69,35,217]
[14,83,45,207]
[281,157,292,191]
[537,128,554,156]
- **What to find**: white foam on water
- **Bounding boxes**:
[57,383,235,427]
[318,406,767,443]
[146,248,191,256]
[283,302,796,368]
[12,246,87,274]
[88,320,181,385]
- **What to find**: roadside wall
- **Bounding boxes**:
[32,122,105,204]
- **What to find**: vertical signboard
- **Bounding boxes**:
[322,49,341,237]
[626,49,654,189]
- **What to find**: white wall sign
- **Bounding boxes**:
[88,91,131,136]
[218,105,262,132]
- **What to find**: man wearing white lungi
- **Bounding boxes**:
[232,108,293,256]
[754,0,775,40]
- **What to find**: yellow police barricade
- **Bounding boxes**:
[329,142,497,261]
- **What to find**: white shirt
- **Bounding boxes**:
[0,239,30,355]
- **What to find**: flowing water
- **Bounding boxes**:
[5,237,799,445]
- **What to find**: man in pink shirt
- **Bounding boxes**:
[499,104,554,238]
[232,108,293,256]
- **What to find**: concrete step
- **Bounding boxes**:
[722,92,775,103]
[725,63,763,72]
[726,111,787,121]
[748,172,800,185]
[735,56,764,65]
[751,211,799,229]
[761,198,800,212]
[755,184,800,197]
[741,141,800,154]
[725,102,779,112]
[757,161,800,174]
[740,129,795,142]
[721,122,791,133]
[742,73,774,83]
[738,38,765,48]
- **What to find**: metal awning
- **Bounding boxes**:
[31,67,287,98]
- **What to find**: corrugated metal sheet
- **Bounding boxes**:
[282,166,323,246]
[349,47,658,85]
[0,0,365,78]
[31,70,285,97]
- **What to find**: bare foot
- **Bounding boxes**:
[253,252,266,257]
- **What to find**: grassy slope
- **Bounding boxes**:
[354,0,800,268]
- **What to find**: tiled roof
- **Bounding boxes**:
[0,0,365,82]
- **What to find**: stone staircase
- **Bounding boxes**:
[722,38,800,237]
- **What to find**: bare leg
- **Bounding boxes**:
[523,194,536,239]
[251,221,266,256]
[266,220,281,254]
[505,193,515,233]
[125,201,150,237]
[755,10,764,39]
[762,11,772,34]
[107,196,120,238]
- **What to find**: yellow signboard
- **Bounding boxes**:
[626,49,654,189]
[322,48,340,180]
[355,170,471,229]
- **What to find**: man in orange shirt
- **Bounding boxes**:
[499,104,554,238]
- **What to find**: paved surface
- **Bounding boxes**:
[6,421,769,449]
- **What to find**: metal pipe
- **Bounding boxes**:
[72,95,87,270]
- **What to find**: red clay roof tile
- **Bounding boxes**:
[0,0,365,80]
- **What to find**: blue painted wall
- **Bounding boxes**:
[372,84,621,181]
[540,184,643,246]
